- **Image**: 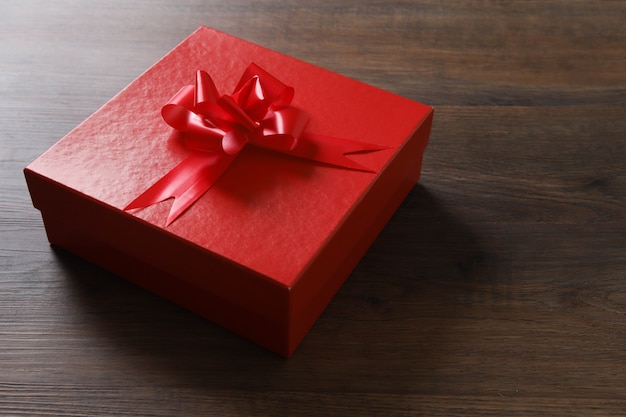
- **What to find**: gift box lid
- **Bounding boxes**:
[26,27,432,291]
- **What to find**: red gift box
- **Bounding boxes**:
[24,26,433,357]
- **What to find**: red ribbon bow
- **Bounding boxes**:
[125,63,386,225]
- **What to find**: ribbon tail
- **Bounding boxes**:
[290,133,390,172]
[124,152,235,226]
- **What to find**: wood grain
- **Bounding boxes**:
[2,0,625,415]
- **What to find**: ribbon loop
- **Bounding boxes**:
[195,70,220,109]
[218,95,259,132]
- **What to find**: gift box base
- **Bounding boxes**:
[43,212,289,354]
[27,129,430,357]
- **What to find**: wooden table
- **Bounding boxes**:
[2,1,625,415]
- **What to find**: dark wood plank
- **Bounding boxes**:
[1,0,625,416]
